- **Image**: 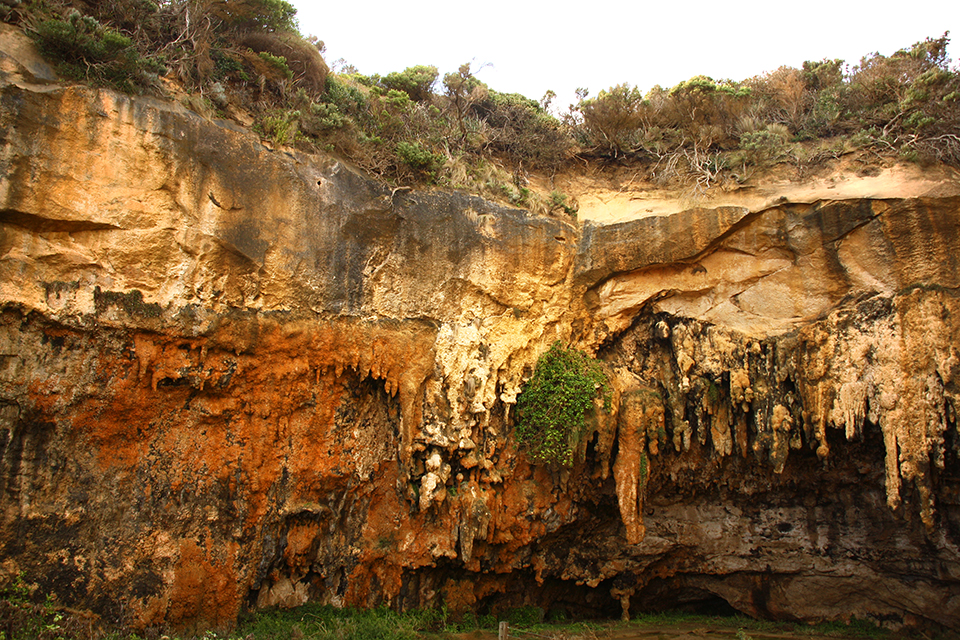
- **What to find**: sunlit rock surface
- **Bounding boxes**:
[2,28,960,631]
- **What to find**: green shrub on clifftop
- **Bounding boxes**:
[32,11,165,92]
[396,141,445,180]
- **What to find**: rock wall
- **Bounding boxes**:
[2,31,960,631]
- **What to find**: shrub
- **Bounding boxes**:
[515,341,610,466]
[258,109,300,144]
[307,101,347,130]
[738,123,790,164]
[381,64,438,102]
[396,141,444,179]
[845,34,952,122]
[238,603,431,640]
[496,183,532,207]
[0,0,23,22]
[578,83,647,155]
[746,66,808,132]
[241,30,329,93]
[212,49,249,80]
[801,58,844,92]
[32,11,164,92]
[209,0,299,33]
[256,49,292,79]
[549,190,578,216]
[384,88,411,110]
[505,605,545,627]
[469,89,573,168]
[443,62,486,143]
[665,75,751,145]
[325,76,367,112]
[840,33,960,164]
[77,0,162,35]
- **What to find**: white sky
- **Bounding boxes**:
[292,0,958,111]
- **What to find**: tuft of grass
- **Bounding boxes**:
[237,603,446,640]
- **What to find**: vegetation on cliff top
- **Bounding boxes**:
[6,2,959,210]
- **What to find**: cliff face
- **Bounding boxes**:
[2,30,960,631]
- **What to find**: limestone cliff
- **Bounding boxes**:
[2,28,960,631]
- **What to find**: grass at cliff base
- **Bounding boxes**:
[215,607,906,640]
[0,610,911,640]
[0,593,932,640]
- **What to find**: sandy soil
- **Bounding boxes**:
[536,156,960,225]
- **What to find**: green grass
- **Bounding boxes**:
[0,578,911,640]
[236,604,443,640]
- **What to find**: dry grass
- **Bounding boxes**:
[239,31,328,95]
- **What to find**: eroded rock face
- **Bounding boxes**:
[592,297,960,625]
[2,32,960,631]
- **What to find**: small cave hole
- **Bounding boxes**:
[156,377,189,388]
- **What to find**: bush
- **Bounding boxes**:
[574,77,752,159]
[256,49,292,79]
[0,0,23,22]
[505,605,545,627]
[738,123,790,165]
[841,33,960,164]
[209,0,299,33]
[238,603,433,640]
[241,30,329,93]
[258,109,300,144]
[515,341,610,466]
[31,11,164,92]
[578,83,647,155]
[380,65,438,102]
[0,573,94,640]
[549,190,578,217]
[473,89,573,168]
[77,0,162,34]
[665,75,751,145]
[845,34,952,121]
[384,88,411,109]
[396,141,444,180]
[212,49,249,80]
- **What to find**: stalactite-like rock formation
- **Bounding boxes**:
[2,29,960,631]
[582,197,960,537]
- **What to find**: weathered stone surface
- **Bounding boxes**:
[2,28,960,632]
[581,198,960,339]
[591,297,960,625]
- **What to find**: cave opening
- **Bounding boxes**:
[459,573,748,626]
[625,578,742,619]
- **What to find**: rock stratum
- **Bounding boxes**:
[2,31,960,632]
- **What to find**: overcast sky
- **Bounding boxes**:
[292,0,957,111]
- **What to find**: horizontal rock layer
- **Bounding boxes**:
[2,37,960,632]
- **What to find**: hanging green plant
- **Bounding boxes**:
[515,341,611,466]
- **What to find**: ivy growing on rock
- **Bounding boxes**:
[515,341,611,466]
